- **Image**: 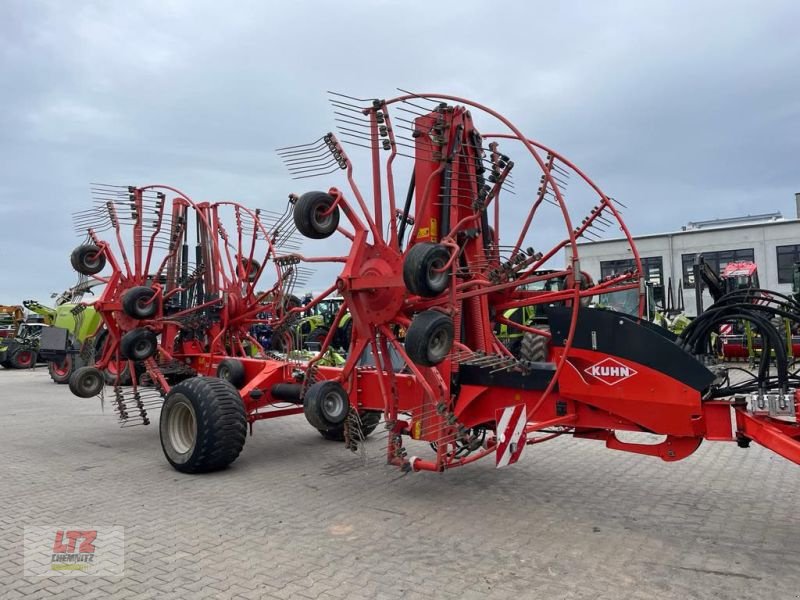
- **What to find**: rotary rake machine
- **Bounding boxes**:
[66,92,800,475]
[64,184,310,429]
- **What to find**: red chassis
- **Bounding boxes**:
[189,303,800,472]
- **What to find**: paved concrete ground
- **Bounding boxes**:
[0,368,798,599]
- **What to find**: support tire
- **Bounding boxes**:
[404,310,454,367]
[159,377,247,474]
[70,244,106,275]
[121,286,159,319]
[293,191,340,239]
[303,380,349,430]
[69,366,105,398]
[217,358,246,389]
[120,328,158,360]
[403,243,450,297]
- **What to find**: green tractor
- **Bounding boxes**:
[0,319,45,369]
[272,296,353,353]
[24,281,115,384]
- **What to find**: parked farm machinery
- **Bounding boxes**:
[63,92,800,473]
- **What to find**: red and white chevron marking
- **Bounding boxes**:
[495,404,527,468]
[719,323,733,335]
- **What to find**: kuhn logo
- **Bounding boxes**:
[584,358,637,386]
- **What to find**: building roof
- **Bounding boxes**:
[682,212,783,230]
[577,215,800,246]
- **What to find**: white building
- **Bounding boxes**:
[570,194,800,316]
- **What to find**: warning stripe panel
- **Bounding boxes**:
[496,404,527,468]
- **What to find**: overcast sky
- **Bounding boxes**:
[1,0,798,302]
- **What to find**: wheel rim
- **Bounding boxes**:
[426,257,447,290]
[134,338,153,358]
[136,298,153,315]
[428,328,450,360]
[84,254,100,269]
[17,351,33,366]
[81,373,99,394]
[168,398,197,455]
[53,359,70,376]
[322,391,345,421]
[219,365,230,380]
[314,205,334,229]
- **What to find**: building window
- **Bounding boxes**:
[776,244,800,284]
[681,248,755,288]
[600,257,664,286]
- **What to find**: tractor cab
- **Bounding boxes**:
[721,261,759,294]
[596,283,656,321]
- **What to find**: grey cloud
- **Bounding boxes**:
[1,0,798,301]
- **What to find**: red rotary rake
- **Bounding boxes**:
[64,92,800,474]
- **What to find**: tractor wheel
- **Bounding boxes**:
[307,327,329,349]
[0,359,11,369]
[120,328,158,360]
[519,326,550,363]
[9,348,36,369]
[48,356,77,384]
[405,310,454,367]
[303,380,349,431]
[159,377,247,474]
[238,257,261,282]
[103,360,132,386]
[319,410,382,441]
[69,366,105,398]
[121,286,159,319]
[70,244,106,275]
[216,358,246,389]
[403,242,450,297]
[293,191,340,239]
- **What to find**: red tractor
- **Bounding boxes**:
[64,93,800,474]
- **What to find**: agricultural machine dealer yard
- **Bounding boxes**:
[2,88,800,597]
[0,14,800,584]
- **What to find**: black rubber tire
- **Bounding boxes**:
[404,310,454,367]
[159,377,247,474]
[403,243,451,297]
[9,347,36,369]
[293,191,340,239]
[48,356,76,384]
[69,366,105,398]
[217,358,246,389]
[303,380,349,430]
[319,410,381,441]
[70,244,106,275]
[519,325,550,363]
[121,286,159,319]
[0,359,12,369]
[120,328,158,360]
[238,257,261,282]
[306,327,329,350]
